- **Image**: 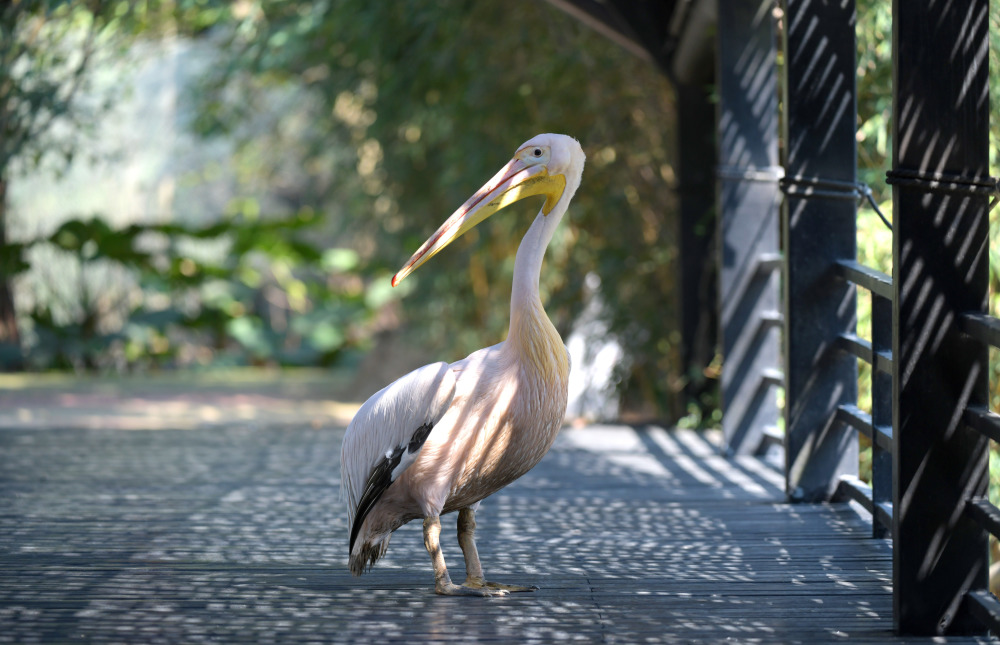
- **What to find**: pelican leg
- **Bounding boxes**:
[423,516,506,596]
[457,507,539,593]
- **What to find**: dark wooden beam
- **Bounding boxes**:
[545,0,673,72]
[779,0,858,502]
[676,82,718,411]
[890,0,990,635]
[715,0,781,455]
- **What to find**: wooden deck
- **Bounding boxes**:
[0,387,994,643]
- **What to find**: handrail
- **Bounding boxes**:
[837,333,873,363]
[962,311,1000,349]
[834,259,893,300]
[836,404,892,452]
[837,333,893,374]
[837,475,893,531]
[965,497,1000,540]
[965,590,1000,635]
[762,0,994,635]
[964,406,1000,444]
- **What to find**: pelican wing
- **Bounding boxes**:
[340,361,457,552]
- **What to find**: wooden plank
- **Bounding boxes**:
[0,421,986,643]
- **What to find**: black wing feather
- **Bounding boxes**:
[349,422,434,553]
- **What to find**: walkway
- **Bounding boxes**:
[0,375,993,643]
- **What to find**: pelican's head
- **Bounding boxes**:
[392,133,585,287]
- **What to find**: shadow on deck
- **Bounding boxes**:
[0,406,993,643]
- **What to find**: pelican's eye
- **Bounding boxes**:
[520,145,550,165]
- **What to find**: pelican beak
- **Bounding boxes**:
[391,157,566,287]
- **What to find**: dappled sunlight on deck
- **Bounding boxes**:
[0,370,361,430]
[3,407,977,642]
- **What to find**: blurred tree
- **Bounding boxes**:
[21,1,989,425]
[12,210,371,371]
[0,0,235,370]
[855,0,892,205]
[190,0,681,416]
[0,0,140,369]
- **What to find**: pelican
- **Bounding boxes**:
[340,133,585,596]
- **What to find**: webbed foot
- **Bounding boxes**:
[436,580,508,597]
[463,576,538,593]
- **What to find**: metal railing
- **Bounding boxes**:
[832,259,894,538]
[716,0,999,636]
[957,313,1000,632]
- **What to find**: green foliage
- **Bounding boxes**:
[856,0,1000,194]
[188,1,679,412]
[1,0,146,176]
[16,0,1000,433]
[855,0,893,202]
[15,212,376,371]
[0,0,210,366]
[0,1,680,416]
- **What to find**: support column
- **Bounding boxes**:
[779,0,858,501]
[676,83,718,409]
[890,0,990,635]
[716,0,781,454]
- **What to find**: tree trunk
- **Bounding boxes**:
[0,177,24,370]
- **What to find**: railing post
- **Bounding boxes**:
[870,293,891,539]
[890,0,990,634]
[716,0,781,455]
[779,0,858,502]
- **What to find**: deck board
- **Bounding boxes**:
[0,421,994,643]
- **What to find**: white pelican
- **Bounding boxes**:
[341,133,585,596]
